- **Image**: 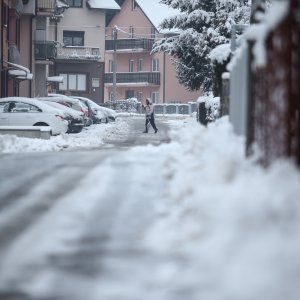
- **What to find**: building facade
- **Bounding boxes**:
[1,0,10,97]
[0,0,67,98]
[105,0,201,104]
[48,0,120,103]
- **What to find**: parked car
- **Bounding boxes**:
[38,100,84,133]
[0,97,68,135]
[71,96,105,124]
[43,95,92,126]
[72,96,117,123]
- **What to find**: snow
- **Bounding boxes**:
[245,1,289,68]
[87,0,120,10]
[0,115,299,299]
[0,118,129,152]
[209,43,231,64]
[47,76,64,83]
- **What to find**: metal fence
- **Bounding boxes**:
[101,100,197,115]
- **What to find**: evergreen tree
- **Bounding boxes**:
[153,0,250,92]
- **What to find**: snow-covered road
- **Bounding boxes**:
[0,115,188,300]
[0,115,300,300]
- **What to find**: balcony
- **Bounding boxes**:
[56,46,101,61]
[34,41,57,60]
[36,0,55,15]
[105,39,154,52]
[10,0,23,13]
[105,72,160,86]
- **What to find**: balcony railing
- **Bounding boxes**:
[36,0,55,13]
[105,72,160,85]
[34,41,57,60]
[56,46,101,61]
[105,39,155,52]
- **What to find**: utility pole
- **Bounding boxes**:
[112,25,118,102]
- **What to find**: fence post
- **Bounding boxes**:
[221,72,230,116]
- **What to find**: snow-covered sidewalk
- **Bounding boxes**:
[0,117,130,153]
[143,116,300,300]
[1,115,299,299]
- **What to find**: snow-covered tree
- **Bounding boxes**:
[153,0,251,92]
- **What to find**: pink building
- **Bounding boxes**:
[105,0,201,104]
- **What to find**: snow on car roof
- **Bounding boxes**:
[0,97,63,114]
[37,96,83,106]
[41,101,83,117]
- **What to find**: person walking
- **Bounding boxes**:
[142,98,158,133]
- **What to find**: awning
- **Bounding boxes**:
[87,0,120,10]
[47,76,64,83]
[6,61,33,81]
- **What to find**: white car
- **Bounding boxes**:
[43,95,92,126]
[37,100,85,133]
[0,97,68,135]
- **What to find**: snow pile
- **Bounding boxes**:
[196,93,220,122]
[145,116,300,300]
[245,1,289,67]
[209,43,231,64]
[0,118,129,153]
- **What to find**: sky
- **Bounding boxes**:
[0,114,299,299]
[136,0,179,31]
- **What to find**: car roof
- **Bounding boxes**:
[0,97,62,113]
[37,96,84,106]
[41,101,83,116]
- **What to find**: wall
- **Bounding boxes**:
[50,61,104,104]
[19,15,33,97]
[49,4,106,62]
[105,0,202,103]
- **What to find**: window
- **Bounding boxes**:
[132,0,138,10]
[35,29,46,41]
[63,31,84,46]
[129,59,134,72]
[66,0,82,7]
[125,90,134,99]
[109,60,113,72]
[138,59,143,72]
[129,26,134,38]
[2,3,8,27]
[152,59,159,72]
[59,73,87,91]
[137,92,143,102]
[151,26,157,39]
[109,92,114,101]
[151,92,159,104]
[4,102,40,113]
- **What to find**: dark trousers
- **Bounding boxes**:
[145,113,157,132]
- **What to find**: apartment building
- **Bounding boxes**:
[0,0,9,97]
[34,0,69,97]
[0,0,33,97]
[105,0,201,104]
[0,0,68,98]
[48,0,120,103]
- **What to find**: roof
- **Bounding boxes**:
[87,0,120,10]
[135,0,178,32]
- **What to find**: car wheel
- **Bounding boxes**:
[33,122,52,135]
